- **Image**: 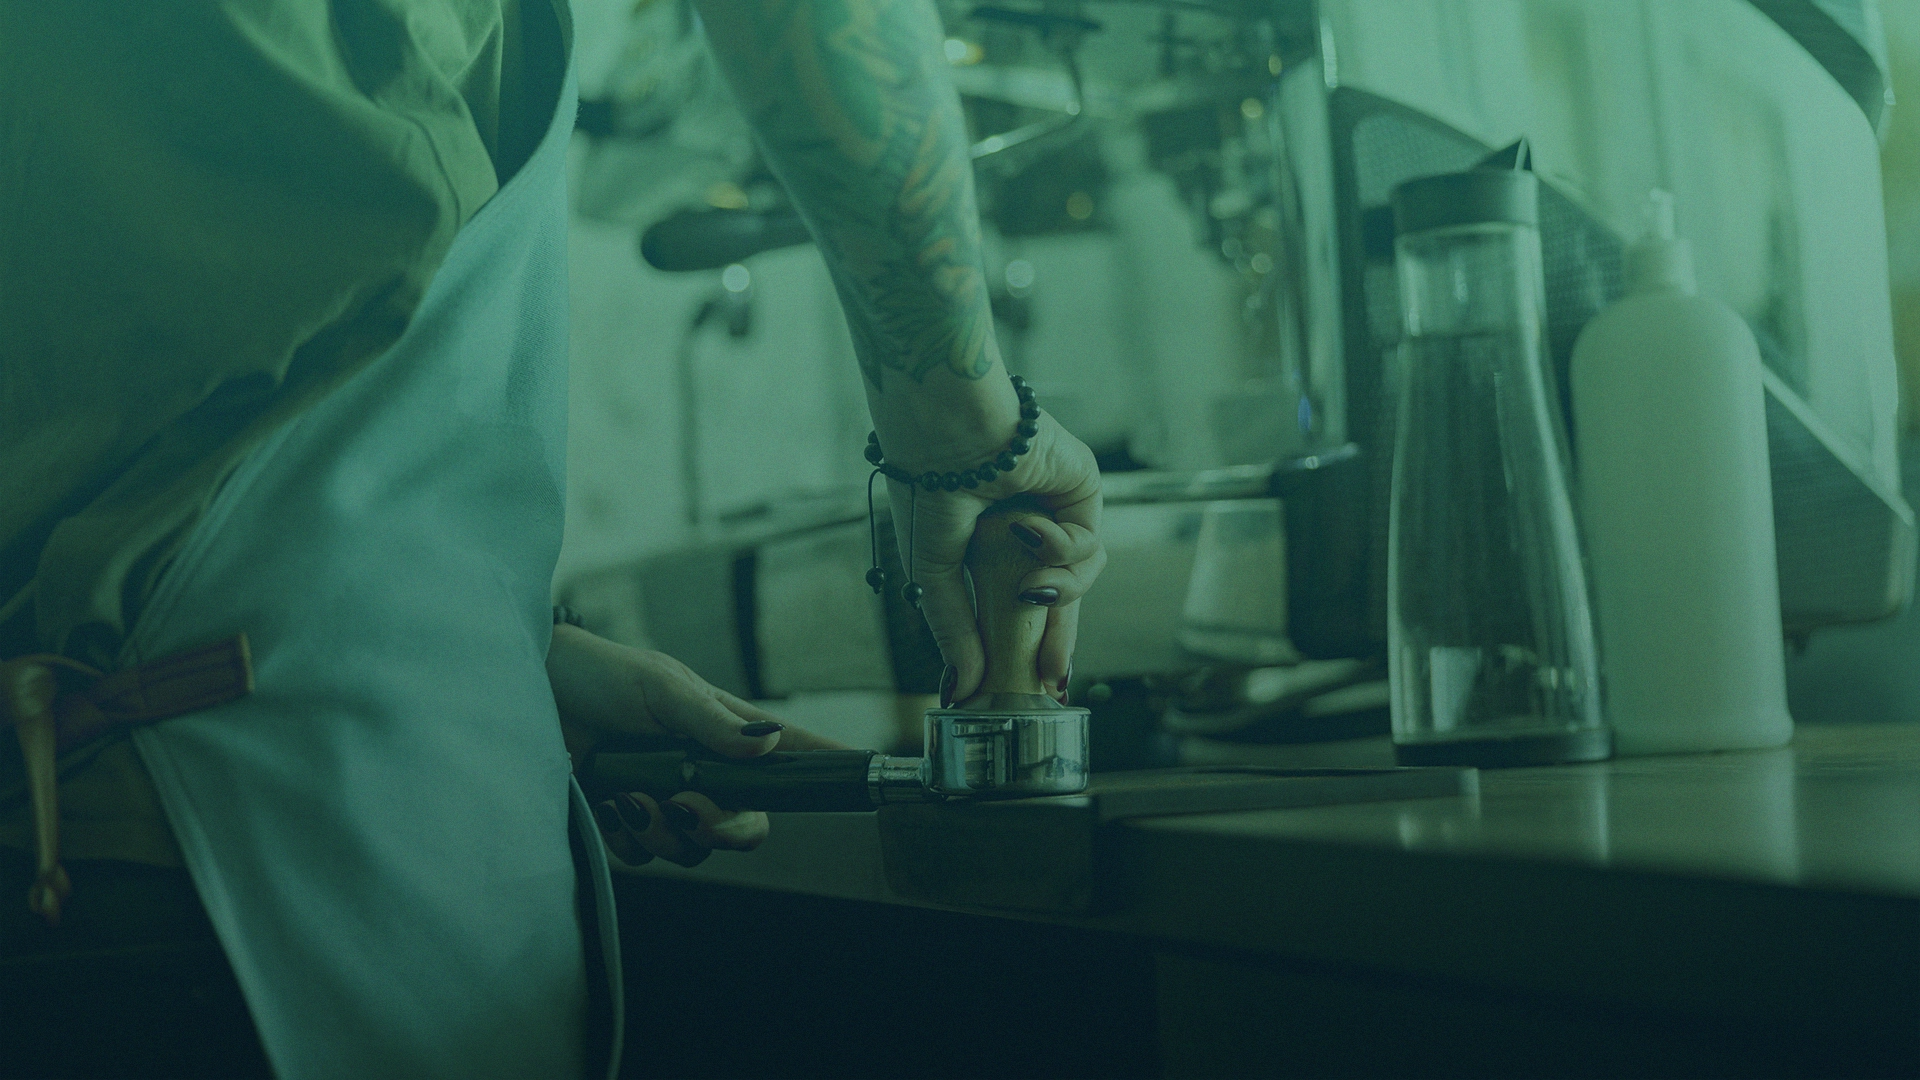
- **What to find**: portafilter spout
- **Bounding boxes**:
[581,504,1090,810]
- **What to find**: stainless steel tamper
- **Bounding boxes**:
[583,505,1091,810]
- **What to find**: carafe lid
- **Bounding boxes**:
[1392,169,1538,236]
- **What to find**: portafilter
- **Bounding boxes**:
[582,504,1090,809]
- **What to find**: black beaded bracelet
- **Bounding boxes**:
[863,375,1041,608]
[863,375,1041,491]
[552,605,585,629]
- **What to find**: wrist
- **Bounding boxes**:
[547,624,605,766]
[868,377,1041,491]
[547,623,622,734]
[864,369,1021,476]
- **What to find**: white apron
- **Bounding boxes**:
[124,59,622,1079]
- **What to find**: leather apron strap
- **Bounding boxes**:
[1,636,252,925]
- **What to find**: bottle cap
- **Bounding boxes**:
[1391,169,1539,236]
[1626,189,1697,294]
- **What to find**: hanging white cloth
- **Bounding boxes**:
[126,51,620,1080]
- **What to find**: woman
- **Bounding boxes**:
[0,1,1103,1076]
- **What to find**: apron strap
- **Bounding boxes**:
[1,635,253,925]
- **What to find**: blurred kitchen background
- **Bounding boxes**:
[551,0,1920,757]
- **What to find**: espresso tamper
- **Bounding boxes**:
[583,506,1090,810]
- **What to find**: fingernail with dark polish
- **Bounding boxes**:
[613,793,653,834]
[740,721,785,738]
[1009,521,1045,550]
[939,664,957,709]
[662,801,700,835]
[1019,587,1061,606]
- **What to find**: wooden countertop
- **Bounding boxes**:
[630,722,1920,1036]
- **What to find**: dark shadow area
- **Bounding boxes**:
[0,849,272,1080]
[1156,944,1918,1080]
[612,875,1161,1080]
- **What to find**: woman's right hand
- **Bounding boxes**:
[886,411,1104,708]
[695,0,1105,708]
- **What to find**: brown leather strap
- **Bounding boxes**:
[2,635,253,926]
[55,635,255,754]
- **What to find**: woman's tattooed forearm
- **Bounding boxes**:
[711,0,995,388]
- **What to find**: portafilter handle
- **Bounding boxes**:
[581,744,937,812]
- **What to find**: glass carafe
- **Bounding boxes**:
[1386,170,1609,766]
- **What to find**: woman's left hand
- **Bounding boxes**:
[545,623,846,867]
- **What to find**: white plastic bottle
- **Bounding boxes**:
[1570,191,1792,755]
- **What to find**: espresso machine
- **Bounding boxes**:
[568,0,1910,751]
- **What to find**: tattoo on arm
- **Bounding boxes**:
[703,0,995,389]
